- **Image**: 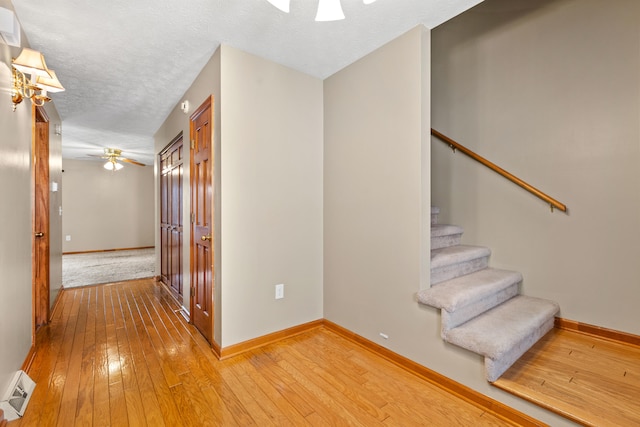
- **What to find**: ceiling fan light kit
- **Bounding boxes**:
[104,159,124,171]
[267,0,375,22]
[99,148,145,171]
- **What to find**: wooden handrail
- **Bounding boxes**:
[431,129,567,213]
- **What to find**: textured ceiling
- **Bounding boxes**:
[12,0,482,166]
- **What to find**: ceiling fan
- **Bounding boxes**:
[95,148,145,171]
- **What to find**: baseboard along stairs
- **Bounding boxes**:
[418,207,560,382]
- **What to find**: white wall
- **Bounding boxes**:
[220,45,324,346]
[62,159,154,252]
[431,0,640,335]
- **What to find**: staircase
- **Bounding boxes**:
[418,207,559,382]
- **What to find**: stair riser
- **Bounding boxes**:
[431,257,489,285]
[431,233,462,250]
[484,316,556,382]
[441,284,519,332]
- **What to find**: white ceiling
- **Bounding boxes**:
[12,0,482,166]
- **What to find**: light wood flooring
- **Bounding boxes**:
[12,278,523,426]
[494,328,640,427]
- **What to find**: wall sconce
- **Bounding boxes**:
[11,48,65,111]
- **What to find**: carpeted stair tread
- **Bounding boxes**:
[431,245,491,269]
[431,206,440,225]
[418,268,522,312]
[431,224,463,238]
[443,295,559,361]
[431,224,464,250]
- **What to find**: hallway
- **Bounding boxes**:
[11,279,527,426]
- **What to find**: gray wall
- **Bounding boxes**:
[324,22,432,392]
[62,159,154,252]
[0,0,63,394]
[432,0,640,335]
[324,24,575,426]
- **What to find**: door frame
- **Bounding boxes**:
[32,105,50,338]
[189,95,214,345]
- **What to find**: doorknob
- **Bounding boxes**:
[35,232,44,238]
[201,234,211,241]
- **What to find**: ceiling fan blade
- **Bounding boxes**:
[119,157,146,166]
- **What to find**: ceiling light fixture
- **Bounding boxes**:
[104,158,124,171]
[267,0,290,13]
[10,48,65,111]
[266,0,376,22]
[315,0,344,21]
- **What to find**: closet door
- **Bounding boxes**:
[160,134,184,298]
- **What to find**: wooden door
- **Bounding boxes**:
[160,134,184,299]
[190,96,214,344]
[33,106,50,328]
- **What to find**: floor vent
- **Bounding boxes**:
[0,370,36,421]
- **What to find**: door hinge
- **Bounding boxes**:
[191,140,195,149]
[191,212,195,223]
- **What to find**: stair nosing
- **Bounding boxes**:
[418,268,522,311]
[431,245,491,269]
[443,295,560,359]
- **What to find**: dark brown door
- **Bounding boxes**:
[190,96,213,344]
[33,106,50,329]
[160,134,184,299]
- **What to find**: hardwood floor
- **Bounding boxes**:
[493,328,640,427]
[12,278,524,426]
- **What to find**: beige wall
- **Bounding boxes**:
[324,23,432,388]
[0,0,63,393]
[324,25,573,425]
[220,45,324,346]
[154,47,221,335]
[155,45,324,347]
[62,159,154,252]
[432,0,640,335]
[44,102,63,308]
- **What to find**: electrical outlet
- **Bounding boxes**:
[275,283,284,299]
[65,235,71,241]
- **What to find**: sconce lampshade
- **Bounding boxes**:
[35,70,65,93]
[12,48,52,78]
[267,0,290,13]
[315,0,345,21]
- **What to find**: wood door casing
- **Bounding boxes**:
[190,96,214,345]
[160,134,184,298]
[33,106,50,329]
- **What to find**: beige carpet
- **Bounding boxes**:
[62,248,155,288]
